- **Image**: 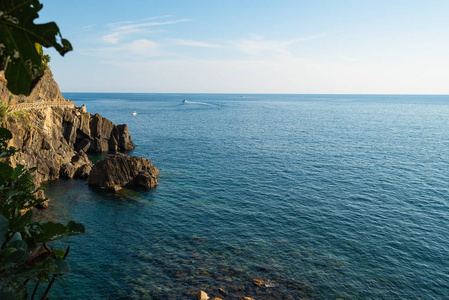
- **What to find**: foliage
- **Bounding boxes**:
[0,103,10,120]
[0,127,84,299]
[0,0,72,96]
[35,44,50,71]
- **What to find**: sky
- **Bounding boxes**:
[38,0,449,94]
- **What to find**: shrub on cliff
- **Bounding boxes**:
[0,127,85,299]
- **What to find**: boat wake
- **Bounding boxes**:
[183,100,215,106]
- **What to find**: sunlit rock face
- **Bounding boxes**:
[88,153,159,191]
[0,68,135,198]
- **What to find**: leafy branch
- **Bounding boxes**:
[0,128,85,299]
[0,0,72,95]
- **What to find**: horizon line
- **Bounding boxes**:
[61,92,449,96]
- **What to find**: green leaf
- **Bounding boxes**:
[8,209,32,232]
[0,0,72,95]
[33,221,68,243]
[0,128,12,141]
[6,239,26,251]
[0,284,24,300]
[51,249,66,259]
[3,248,27,267]
[0,215,8,247]
[67,221,85,235]
[0,162,14,181]
[53,257,70,275]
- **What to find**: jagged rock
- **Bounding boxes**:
[59,152,93,179]
[117,124,134,150]
[76,138,91,152]
[62,110,135,153]
[0,69,65,105]
[75,164,92,179]
[253,279,265,287]
[2,101,135,187]
[88,153,158,191]
[60,163,77,178]
[0,68,142,205]
[35,200,50,209]
[196,291,209,300]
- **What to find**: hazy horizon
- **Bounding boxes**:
[40,0,449,94]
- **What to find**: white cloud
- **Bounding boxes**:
[101,16,192,44]
[78,39,167,59]
[166,39,222,48]
[126,39,159,55]
[235,34,326,57]
[80,24,95,32]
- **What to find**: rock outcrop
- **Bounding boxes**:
[88,153,159,191]
[62,108,135,153]
[0,69,136,198]
[2,107,95,197]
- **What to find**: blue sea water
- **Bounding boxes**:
[35,94,449,299]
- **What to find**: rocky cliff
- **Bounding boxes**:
[88,153,159,191]
[0,69,64,105]
[0,69,136,198]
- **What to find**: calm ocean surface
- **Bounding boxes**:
[37,94,449,299]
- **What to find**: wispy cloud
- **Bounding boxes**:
[235,33,326,57]
[81,24,95,32]
[106,15,172,27]
[166,38,222,48]
[79,39,168,59]
[101,16,192,44]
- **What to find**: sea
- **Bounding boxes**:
[34,93,449,299]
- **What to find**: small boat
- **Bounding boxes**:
[182,99,187,103]
[131,111,137,116]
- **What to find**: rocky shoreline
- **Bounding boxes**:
[0,69,157,200]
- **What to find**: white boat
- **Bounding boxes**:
[131,111,137,116]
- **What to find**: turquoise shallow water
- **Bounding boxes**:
[36,94,449,299]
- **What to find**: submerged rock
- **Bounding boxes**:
[196,290,209,300]
[88,153,158,191]
[253,278,265,287]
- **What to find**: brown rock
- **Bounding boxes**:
[35,200,50,209]
[117,124,135,151]
[242,298,256,300]
[88,153,159,190]
[60,163,77,179]
[74,164,92,179]
[253,278,265,287]
[76,138,91,152]
[197,290,209,300]
[0,67,139,206]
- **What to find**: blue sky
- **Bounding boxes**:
[39,0,449,94]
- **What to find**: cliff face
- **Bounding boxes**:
[0,69,65,105]
[0,69,135,198]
